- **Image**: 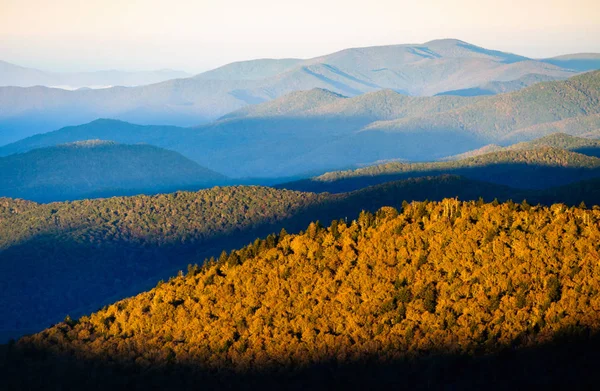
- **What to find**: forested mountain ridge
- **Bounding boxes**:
[0,140,226,202]
[220,88,475,121]
[280,146,600,193]
[4,173,600,343]
[4,199,600,389]
[435,73,563,96]
[364,70,600,140]
[499,112,600,142]
[0,186,326,341]
[443,133,600,160]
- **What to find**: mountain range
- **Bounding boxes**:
[2,37,600,390]
[3,71,600,178]
[2,39,597,144]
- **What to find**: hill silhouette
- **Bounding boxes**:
[435,73,562,96]
[0,59,190,89]
[0,140,225,202]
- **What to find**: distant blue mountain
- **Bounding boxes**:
[0,140,226,202]
[540,54,600,72]
[0,39,584,144]
[2,71,600,179]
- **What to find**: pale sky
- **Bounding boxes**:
[0,0,599,73]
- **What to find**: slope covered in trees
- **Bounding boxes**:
[0,176,512,341]
[444,133,600,160]
[4,200,600,389]
[0,186,326,341]
[366,70,600,141]
[280,147,600,193]
[434,73,562,96]
[0,140,226,202]
[3,174,600,343]
[501,113,600,142]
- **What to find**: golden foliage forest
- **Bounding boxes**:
[4,199,600,389]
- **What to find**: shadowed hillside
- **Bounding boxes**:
[280,147,600,193]
[0,119,194,157]
[3,174,600,342]
[0,140,226,202]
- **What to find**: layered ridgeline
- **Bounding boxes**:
[3,71,600,177]
[0,60,190,89]
[0,89,479,176]
[434,73,562,96]
[0,140,226,202]
[281,146,600,193]
[443,133,600,160]
[365,70,600,144]
[4,200,600,389]
[540,53,600,72]
[3,175,600,344]
[0,119,197,158]
[0,39,584,143]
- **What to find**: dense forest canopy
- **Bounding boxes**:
[4,199,600,389]
[443,132,600,161]
[4,174,600,343]
[0,186,326,340]
[281,146,600,193]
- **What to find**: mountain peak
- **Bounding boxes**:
[423,38,468,46]
[89,118,130,125]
